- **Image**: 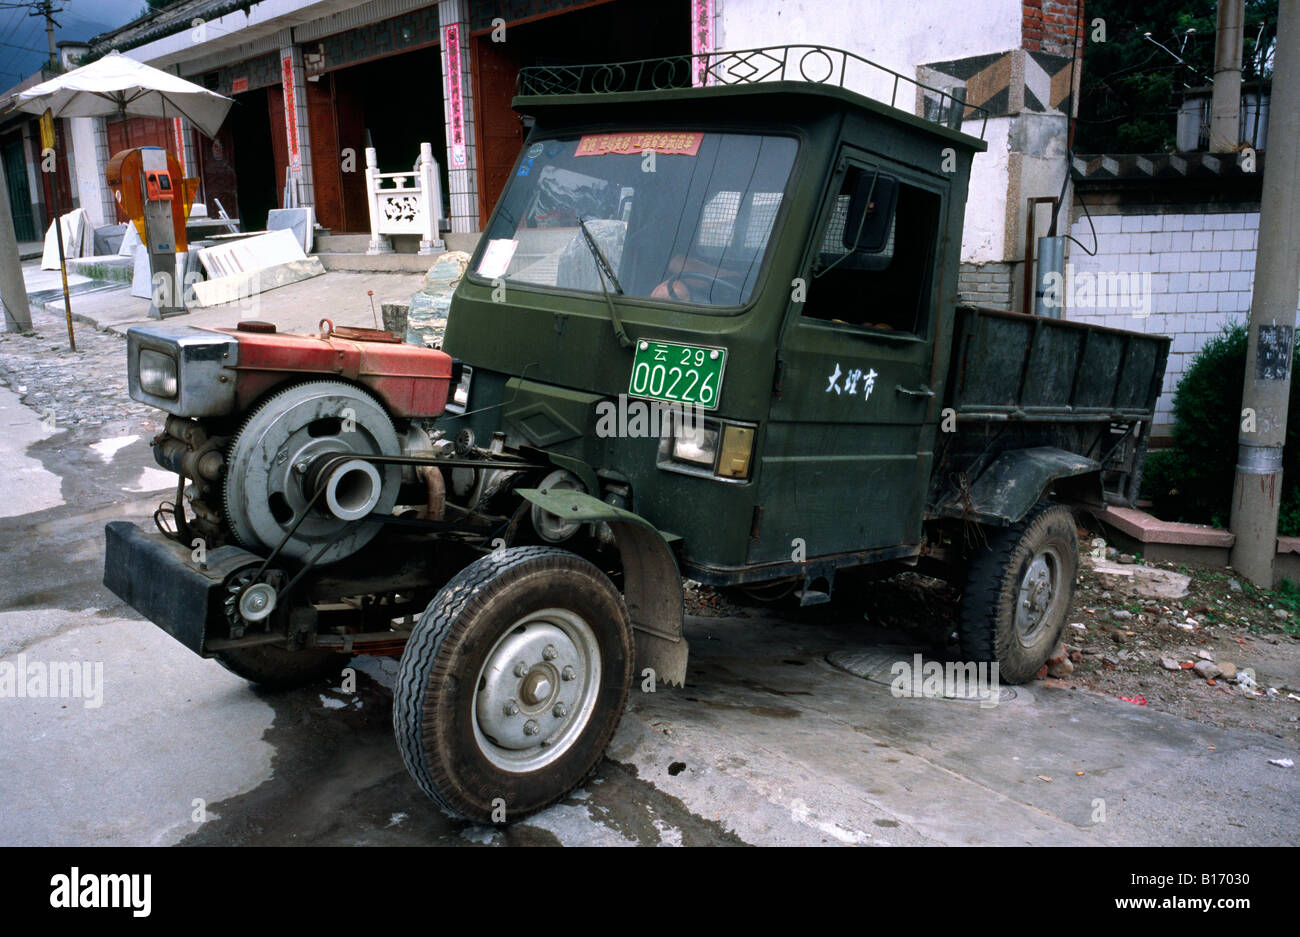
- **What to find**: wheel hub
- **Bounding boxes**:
[473,614,600,771]
[1015,552,1059,644]
[519,669,553,706]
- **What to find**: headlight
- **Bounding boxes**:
[671,422,719,466]
[138,349,178,398]
[658,412,755,481]
[447,365,473,413]
[127,324,238,417]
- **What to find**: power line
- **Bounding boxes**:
[0,37,45,52]
[0,7,30,45]
[26,0,62,69]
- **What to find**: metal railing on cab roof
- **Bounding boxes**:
[515,45,990,140]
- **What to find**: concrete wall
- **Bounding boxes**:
[962,117,1013,267]
[67,118,110,227]
[720,0,1024,76]
[1064,208,1287,430]
[721,0,1025,268]
[719,0,1077,282]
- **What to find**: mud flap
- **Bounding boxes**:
[934,447,1102,525]
[516,488,688,686]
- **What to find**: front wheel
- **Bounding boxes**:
[958,502,1078,684]
[393,546,633,821]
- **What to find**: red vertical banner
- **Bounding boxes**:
[172,117,187,169]
[691,0,715,87]
[281,53,301,174]
[443,23,467,168]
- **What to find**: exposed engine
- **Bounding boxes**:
[132,319,459,562]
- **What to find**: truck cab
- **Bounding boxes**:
[444,68,983,581]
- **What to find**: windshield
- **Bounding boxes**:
[473,132,798,307]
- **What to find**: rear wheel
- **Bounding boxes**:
[958,502,1078,684]
[394,546,633,821]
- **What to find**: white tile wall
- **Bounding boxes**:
[1066,208,1296,429]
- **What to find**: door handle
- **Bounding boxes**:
[895,384,935,398]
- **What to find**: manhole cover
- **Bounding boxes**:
[827,648,1017,704]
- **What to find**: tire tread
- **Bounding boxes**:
[393,546,629,820]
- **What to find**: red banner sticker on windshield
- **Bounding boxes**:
[575,132,704,157]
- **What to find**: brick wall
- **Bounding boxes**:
[958,261,1016,310]
[1063,209,1292,430]
[1023,0,1082,56]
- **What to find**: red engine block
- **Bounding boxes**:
[216,323,453,418]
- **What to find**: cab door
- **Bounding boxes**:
[748,152,947,564]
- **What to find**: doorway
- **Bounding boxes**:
[225,86,279,232]
[1,134,37,242]
[323,47,448,233]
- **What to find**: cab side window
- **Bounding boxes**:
[802,166,941,334]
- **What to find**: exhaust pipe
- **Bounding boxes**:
[416,464,445,521]
[308,456,384,521]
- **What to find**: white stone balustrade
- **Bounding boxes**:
[365,142,446,256]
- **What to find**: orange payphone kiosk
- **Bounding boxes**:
[106,146,193,318]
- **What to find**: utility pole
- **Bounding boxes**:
[28,0,63,71]
[1210,0,1245,151]
[0,159,34,332]
[1229,0,1300,587]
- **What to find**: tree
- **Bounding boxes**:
[1076,0,1277,153]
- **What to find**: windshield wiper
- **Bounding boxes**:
[576,215,633,349]
[576,215,624,294]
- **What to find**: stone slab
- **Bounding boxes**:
[191,257,326,308]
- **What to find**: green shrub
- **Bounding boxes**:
[1141,323,1300,535]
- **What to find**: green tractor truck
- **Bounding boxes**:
[104,47,1169,822]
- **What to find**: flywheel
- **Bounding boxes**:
[223,380,401,564]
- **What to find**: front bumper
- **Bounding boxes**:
[102,521,256,657]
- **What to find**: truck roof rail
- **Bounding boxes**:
[515,44,990,140]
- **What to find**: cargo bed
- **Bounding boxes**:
[948,305,1170,423]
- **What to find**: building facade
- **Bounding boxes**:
[8,0,1080,297]
[1065,153,1276,433]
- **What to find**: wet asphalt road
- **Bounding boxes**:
[2,385,1297,847]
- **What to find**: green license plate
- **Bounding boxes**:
[628,340,726,410]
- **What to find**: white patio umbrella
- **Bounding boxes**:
[12,52,234,346]
[13,50,233,138]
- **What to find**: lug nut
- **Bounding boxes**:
[561,666,576,681]
[523,719,540,736]
[514,661,529,677]
[503,699,519,716]
[552,702,567,718]
[543,645,557,661]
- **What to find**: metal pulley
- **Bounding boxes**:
[223,381,400,564]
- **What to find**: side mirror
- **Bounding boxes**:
[843,170,897,252]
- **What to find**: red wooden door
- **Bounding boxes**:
[332,74,368,233]
[105,117,181,222]
[306,75,342,230]
[472,36,524,229]
[268,85,289,207]
[36,119,75,226]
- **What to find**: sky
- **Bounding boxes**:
[0,0,145,90]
